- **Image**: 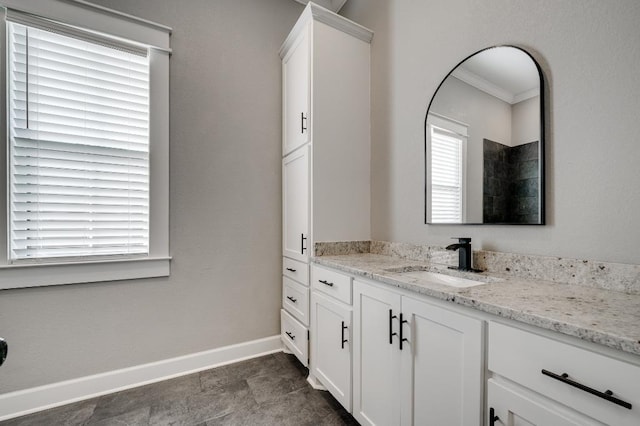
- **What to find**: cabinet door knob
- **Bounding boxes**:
[285,331,295,341]
[286,296,297,303]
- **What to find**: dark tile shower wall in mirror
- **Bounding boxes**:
[483,139,539,224]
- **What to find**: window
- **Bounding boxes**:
[427,114,467,223]
[0,2,171,289]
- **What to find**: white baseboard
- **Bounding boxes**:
[0,335,283,421]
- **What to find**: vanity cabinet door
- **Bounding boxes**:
[282,146,310,262]
[400,296,483,426]
[487,379,603,426]
[282,24,310,156]
[352,280,402,426]
[310,292,352,411]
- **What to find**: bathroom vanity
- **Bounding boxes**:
[307,243,640,426]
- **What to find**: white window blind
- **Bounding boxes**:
[8,20,150,261]
[430,125,464,223]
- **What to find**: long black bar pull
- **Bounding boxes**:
[0,338,7,367]
[541,369,632,410]
[300,234,307,254]
[301,112,307,133]
[389,309,397,344]
[399,313,409,350]
[341,321,348,349]
[286,296,297,303]
[285,331,295,341]
[489,407,499,426]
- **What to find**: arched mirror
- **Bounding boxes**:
[425,46,544,225]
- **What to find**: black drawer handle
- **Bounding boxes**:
[286,268,297,272]
[399,313,409,350]
[318,279,334,287]
[285,331,295,341]
[389,309,397,344]
[489,407,499,426]
[286,296,297,303]
[341,321,348,349]
[541,369,632,410]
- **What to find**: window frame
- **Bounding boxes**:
[0,0,171,290]
[426,113,468,224]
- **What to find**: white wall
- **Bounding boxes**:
[0,0,303,393]
[512,95,540,146]
[341,0,640,264]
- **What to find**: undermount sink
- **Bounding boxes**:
[383,266,498,288]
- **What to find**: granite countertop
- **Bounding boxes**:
[312,253,640,358]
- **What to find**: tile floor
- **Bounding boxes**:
[2,352,359,425]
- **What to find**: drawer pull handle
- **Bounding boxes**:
[389,309,397,344]
[286,296,297,303]
[541,369,632,410]
[489,407,499,426]
[286,268,297,272]
[318,279,334,287]
[341,321,348,349]
[300,234,307,254]
[399,313,409,350]
[285,331,295,341]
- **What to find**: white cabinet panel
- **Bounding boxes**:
[400,296,483,426]
[283,257,309,286]
[353,280,402,426]
[311,263,352,304]
[488,379,604,426]
[281,309,308,367]
[283,277,309,325]
[310,292,352,411]
[282,24,310,156]
[282,146,309,262]
[489,321,640,426]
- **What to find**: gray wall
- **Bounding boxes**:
[341,0,640,264]
[0,0,303,393]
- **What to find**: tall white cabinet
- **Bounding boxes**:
[279,3,372,367]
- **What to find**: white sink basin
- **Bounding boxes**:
[399,270,487,288]
[383,266,497,288]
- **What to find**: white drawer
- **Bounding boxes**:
[311,264,352,305]
[489,321,640,426]
[283,277,309,326]
[281,309,308,367]
[283,257,309,286]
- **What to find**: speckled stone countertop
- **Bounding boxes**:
[312,253,640,358]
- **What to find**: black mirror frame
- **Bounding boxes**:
[424,45,545,225]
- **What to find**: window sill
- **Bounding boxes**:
[0,256,171,290]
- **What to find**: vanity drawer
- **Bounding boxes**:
[283,276,309,326]
[281,309,308,367]
[283,257,309,286]
[489,321,640,426]
[311,264,352,305]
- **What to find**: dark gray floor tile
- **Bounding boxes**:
[148,398,190,425]
[199,355,280,392]
[186,379,257,424]
[90,374,200,422]
[245,372,308,405]
[86,406,150,426]
[1,398,98,426]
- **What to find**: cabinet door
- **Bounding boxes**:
[400,297,483,426]
[310,292,352,411]
[282,24,310,155]
[282,146,310,262]
[487,379,604,426]
[353,280,402,426]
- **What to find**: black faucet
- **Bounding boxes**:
[446,237,475,272]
